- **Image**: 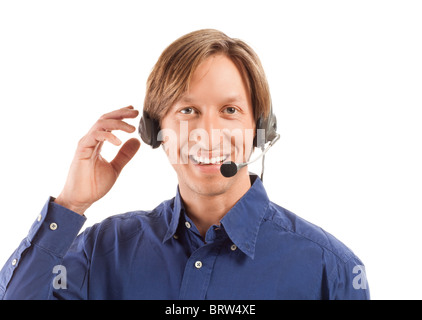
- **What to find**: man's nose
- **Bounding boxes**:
[194,109,223,147]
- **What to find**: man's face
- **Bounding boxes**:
[160,54,255,197]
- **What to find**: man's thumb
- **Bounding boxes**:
[111,138,141,175]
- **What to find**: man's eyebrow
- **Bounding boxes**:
[179,96,196,104]
[223,94,246,104]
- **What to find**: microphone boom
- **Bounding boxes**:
[219,134,280,179]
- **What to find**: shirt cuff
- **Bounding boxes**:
[28,197,87,258]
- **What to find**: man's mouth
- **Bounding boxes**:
[189,154,229,165]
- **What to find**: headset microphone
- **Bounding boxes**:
[220,134,280,179]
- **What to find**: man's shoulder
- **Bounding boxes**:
[263,202,358,264]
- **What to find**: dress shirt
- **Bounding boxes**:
[0,175,369,299]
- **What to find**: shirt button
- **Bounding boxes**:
[230,244,237,251]
[194,261,202,269]
[11,259,17,266]
[37,214,42,222]
[185,221,191,229]
[173,234,179,240]
[50,222,58,231]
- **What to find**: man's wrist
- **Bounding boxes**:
[54,196,89,216]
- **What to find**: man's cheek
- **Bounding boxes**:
[158,128,179,164]
[244,128,255,162]
[223,128,254,163]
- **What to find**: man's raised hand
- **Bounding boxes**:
[55,106,141,215]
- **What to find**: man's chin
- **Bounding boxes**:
[179,171,232,197]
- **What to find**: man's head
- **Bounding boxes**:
[143,29,271,196]
[144,29,271,126]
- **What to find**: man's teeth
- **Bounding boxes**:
[191,155,228,164]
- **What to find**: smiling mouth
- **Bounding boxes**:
[189,154,229,165]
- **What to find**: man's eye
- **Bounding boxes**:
[223,106,237,114]
[180,107,194,114]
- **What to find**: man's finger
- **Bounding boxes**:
[100,106,139,120]
[82,131,122,147]
[92,119,136,134]
[76,131,122,160]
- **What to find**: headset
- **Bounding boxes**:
[138,104,280,181]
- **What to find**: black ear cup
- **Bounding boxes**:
[253,104,278,148]
[264,105,278,143]
[138,111,161,149]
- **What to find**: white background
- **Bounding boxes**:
[0,0,421,300]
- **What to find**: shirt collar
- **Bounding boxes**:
[163,185,185,243]
[220,175,269,259]
[163,174,270,259]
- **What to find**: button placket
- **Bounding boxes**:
[178,241,222,300]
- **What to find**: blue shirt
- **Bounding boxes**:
[0,175,369,300]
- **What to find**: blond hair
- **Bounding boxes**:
[144,29,271,124]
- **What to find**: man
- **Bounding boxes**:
[0,29,369,299]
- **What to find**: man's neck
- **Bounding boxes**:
[178,172,252,239]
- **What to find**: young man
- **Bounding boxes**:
[0,29,369,299]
